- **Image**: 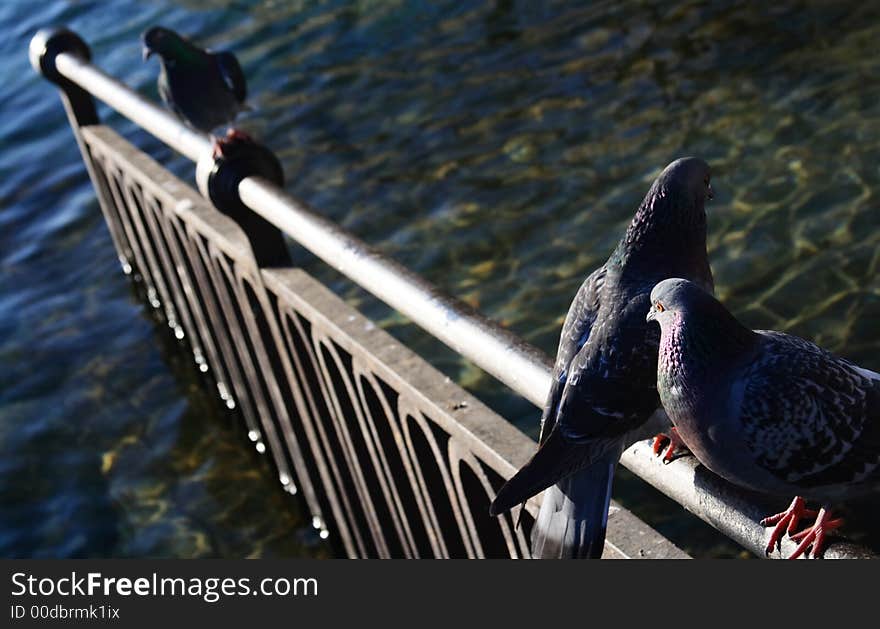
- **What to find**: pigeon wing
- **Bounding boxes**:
[492,290,659,512]
[741,332,880,488]
[538,264,605,445]
[214,51,247,103]
[555,289,660,443]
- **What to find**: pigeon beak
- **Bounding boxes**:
[142,47,153,61]
[707,183,714,201]
[646,308,656,323]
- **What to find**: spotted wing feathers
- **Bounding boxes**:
[740,331,880,489]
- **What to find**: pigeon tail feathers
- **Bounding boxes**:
[530,446,621,558]
[489,428,616,517]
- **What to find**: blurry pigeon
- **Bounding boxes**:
[142,26,250,155]
[490,158,715,558]
[647,278,880,559]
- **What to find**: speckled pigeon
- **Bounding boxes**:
[647,278,880,559]
[142,26,249,154]
[489,158,715,558]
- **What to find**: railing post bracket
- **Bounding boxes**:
[30,27,89,84]
[30,27,98,126]
[196,139,292,267]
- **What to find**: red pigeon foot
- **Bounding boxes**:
[759,496,819,556]
[212,128,255,159]
[787,506,844,559]
[651,426,688,464]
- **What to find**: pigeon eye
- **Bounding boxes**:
[655,302,665,313]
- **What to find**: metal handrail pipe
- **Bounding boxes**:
[55,51,213,162]
[50,47,551,404]
[238,176,553,406]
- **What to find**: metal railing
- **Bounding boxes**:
[31,28,876,558]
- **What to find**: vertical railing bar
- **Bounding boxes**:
[352,367,420,558]
[164,214,238,398]
[447,442,487,559]
[316,343,394,558]
[95,155,161,300]
[117,173,180,324]
[137,192,200,348]
[397,401,452,558]
[310,334,383,557]
[205,246,280,442]
[274,306,361,556]
[238,278,326,519]
[83,144,134,269]
[410,412,477,558]
[187,233,262,432]
[150,201,223,377]
[226,271,298,493]
[301,340,369,556]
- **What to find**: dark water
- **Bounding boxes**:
[2,0,879,558]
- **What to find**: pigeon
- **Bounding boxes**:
[489,157,715,558]
[647,278,880,559]
[142,26,250,155]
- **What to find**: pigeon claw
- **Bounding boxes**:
[212,128,255,159]
[224,127,254,143]
[787,507,844,559]
[759,496,833,558]
[651,426,688,464]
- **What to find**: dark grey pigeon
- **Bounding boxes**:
[142,27,249,153]
[647,278,880,559]
[489,158,715,558]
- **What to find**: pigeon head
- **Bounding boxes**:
[142,27,189,62]
[632,157,713,234]
[647,278,757,360]
[646,278,712,327]
[615,157,714,280]
[655,157,713,206]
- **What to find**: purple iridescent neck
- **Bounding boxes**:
[658,306,758,388]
